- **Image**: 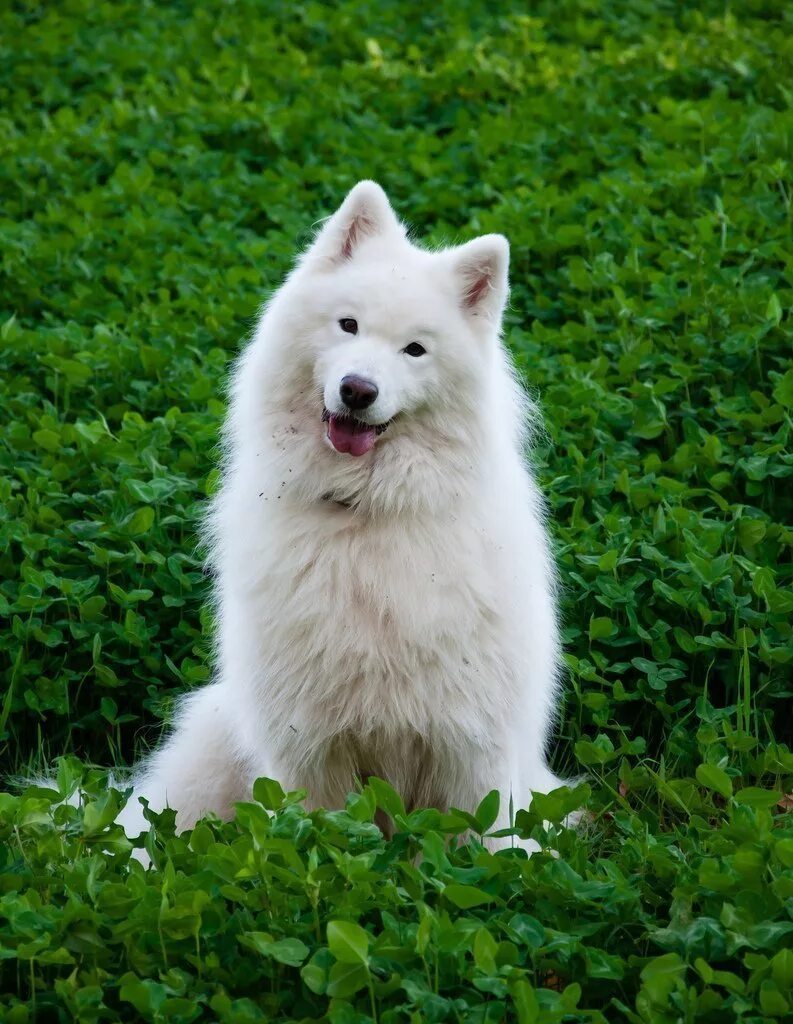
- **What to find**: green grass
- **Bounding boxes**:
[1,1,792,1020]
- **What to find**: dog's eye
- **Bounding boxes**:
[339,318,358,335]
[403,342,426,357]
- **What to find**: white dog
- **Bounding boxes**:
[118,181,565,848]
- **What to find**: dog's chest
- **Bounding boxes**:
[250,511,510,732]
[266,516,485,648]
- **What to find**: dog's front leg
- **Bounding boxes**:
[423,745,551,855]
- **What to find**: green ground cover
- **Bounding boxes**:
[1,1,791,1020]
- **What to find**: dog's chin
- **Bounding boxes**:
[321,407,392,457]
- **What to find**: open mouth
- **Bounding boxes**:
[322,408,390,457]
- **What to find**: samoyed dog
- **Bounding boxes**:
[117,181,565,849]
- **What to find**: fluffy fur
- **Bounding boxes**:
[117,181,565,849]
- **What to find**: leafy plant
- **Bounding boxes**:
[1,0,791,1020]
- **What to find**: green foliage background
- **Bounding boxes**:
[1,1,791,1021]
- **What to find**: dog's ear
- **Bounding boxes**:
[305,181,403,267]
[451,234,510,324]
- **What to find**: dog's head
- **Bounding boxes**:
[272,181,511,459]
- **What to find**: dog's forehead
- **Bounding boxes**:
[332,246,453,319]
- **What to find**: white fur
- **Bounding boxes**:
[118,182,565,850]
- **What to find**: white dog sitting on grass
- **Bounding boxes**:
[116,181,567,850]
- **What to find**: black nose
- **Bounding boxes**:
[340,374,378,411]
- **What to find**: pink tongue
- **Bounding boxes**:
[328,415,377,456]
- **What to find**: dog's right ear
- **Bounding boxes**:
[303,181,404,268]
[449,234,510,327]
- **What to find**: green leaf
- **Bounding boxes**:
[529,783,590,823]
[82,791,121,836]
[511,979,539,1024]
[765,293,782,325]
[732,787,781,809]
[241,932,309,966]
[326,960,369,998]
[774,839,793,867]
[367,776,406,819]
[507,914,545,949]
[475,790,500,832]
[640,952,686,1003]
[773,367,793,407]
[598,549,618,572]
[759,980,789,1015]
[753,566,776,599]
[696,764,733,799]
[327,920,370,964]
[33,429,61,452]
[473,927,498,973]
[252,777,285,810]
[126,507,155,535]
[443,885,493,909]
[772,948,793,988]
[589,616,615,641]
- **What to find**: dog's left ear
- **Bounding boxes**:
[451,234,510,324]
[305,181,404,268]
